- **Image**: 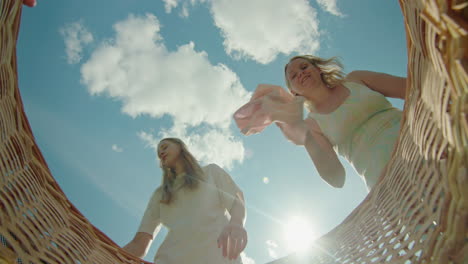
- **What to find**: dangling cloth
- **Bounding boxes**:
[233,84,305,140]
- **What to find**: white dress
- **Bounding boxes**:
[138,164,243,264]
[308,81,402,190]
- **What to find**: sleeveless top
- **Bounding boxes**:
[308,81,401,190]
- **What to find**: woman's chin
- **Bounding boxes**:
[163,160,174,168]
[298,93,311,101]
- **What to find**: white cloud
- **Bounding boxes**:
[162,0,320,64]
[81,14,250,169]
[163,0,208,17]
[316,0,344,17]
[163,0,178,13]
[138,125,245,169]
[210,0,319,64]
[60,21,94,64]
[241,252,256,264]
[266,240,279,259]
[180,2,190,17]
[111,144,123,152]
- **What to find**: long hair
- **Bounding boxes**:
[159,138,205,204]
[284,55,346,111]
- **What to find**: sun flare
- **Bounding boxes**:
[284,216,316,252]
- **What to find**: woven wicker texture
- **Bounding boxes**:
[0,1,151,264]
[268,0,468,263]
[0,0,466,264]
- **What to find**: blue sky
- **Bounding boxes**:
[17,0,407,263]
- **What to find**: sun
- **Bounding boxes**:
[284,216,316,252]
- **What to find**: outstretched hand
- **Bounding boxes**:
[217,223,248,260]
[23,0,37,7]
[273,96,308,145]
[268,94,305,125]
[275,121,308,145]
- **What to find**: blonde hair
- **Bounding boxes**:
[158,138,205,204]
[284,55,346,111]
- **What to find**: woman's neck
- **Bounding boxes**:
[172,160,186,176]
[312,83,349,114]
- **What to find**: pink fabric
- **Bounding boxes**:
[23,0,37,7]
[233,84,305,140]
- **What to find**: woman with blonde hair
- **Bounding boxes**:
[235,55,406,191]
[123,138,247,263]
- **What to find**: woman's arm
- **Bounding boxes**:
[228,191,246,226]
[346,70,407,99]
[218,191,247,260]
[124,188,162,258]
[303,118,346,188]
[277,118,345,188]
[211,165,248,260]
[122,232,153,258]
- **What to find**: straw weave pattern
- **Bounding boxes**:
[1,0,467,263]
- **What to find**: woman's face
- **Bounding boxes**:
[158,140,182,168]
[286,58,323,98]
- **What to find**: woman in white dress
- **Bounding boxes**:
[234,55,406,191]
[123,138,247,264]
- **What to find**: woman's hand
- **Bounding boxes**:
[268,95,304,124]
[217,223,248,260]
[271,96,307,145]
[122,242,141,256]
[276,121,308,145]
[23,0,37,7]
[122,232,153,258]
